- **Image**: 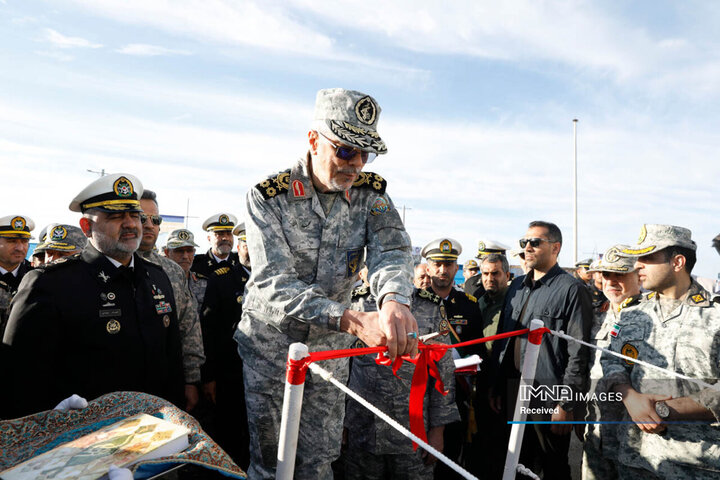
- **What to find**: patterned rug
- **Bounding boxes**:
[0,391,246,479]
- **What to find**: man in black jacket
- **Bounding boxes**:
[2,174,184,418]
[491,220,592,480]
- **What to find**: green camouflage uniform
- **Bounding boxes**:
[139,250,205,384]
[601,282,720,479]
[344,287,459,480]
[234,156,413,480]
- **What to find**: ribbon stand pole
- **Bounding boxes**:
[277,342,309,480]
[502,319,545,480]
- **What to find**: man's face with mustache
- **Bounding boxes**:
[86,211,142,259]
[308,130,367,192]
[209,230,234,258]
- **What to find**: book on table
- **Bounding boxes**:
[0,413,190,480]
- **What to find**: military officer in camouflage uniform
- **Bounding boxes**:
[191,212,241,278]
[164,228,208,307]
[581,245,641,480]
[0,215,34,338]
[420,238,482,477]
[137,190,205,412]
[3,174,184,417]
[234,88,418,480]
[601,225,720,479]
[344,286,459,479]
[41,224,87,263]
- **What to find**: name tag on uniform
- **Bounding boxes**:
[99,309,122,318]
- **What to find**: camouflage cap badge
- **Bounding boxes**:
[42,224,87,252]
[618,224,696,257]
[588,245,636,273]
[166,228,199,249]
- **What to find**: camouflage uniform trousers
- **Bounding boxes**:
[243,356,350,480]
[141,251,205,384]
[344,448,434,480]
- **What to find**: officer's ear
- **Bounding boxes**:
[79,217,93,238]
[308,130,320,156]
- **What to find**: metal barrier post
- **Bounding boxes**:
[502,319,545,480]
[276,342,309,480]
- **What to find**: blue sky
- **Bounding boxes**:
[2,0,719,279]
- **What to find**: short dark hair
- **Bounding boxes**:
[141,189,158,207]
[661,246,697,274]
[481,253,509,274]
[528,220,562,244]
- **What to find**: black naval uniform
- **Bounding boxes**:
[2,244,184,418]
[191,249,241,279]
[0,259,32,338]
[199,264,251,469]
[436,287,483,479]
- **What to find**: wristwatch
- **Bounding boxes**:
[380,293,411,308]
[655,400,670,419]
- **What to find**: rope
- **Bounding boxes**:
[548,329,720,392]
[307,362,480,480]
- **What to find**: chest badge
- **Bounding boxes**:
[163,315,170,327]
[106,319,121,334]
[98,271,110,283]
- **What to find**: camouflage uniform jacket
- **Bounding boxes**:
[235,156,414,379]
[345,287,460,454]
[140,250,205,383]
[188,271,207,308]
[601,281,720,475]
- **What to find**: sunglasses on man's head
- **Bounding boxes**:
[140,214,163,226]
[519,237,551,249]
[318,132,377,163]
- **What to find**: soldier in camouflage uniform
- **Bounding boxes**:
[344,285,459,479]
[41,224,87,263]
[601,225,720,479]
[234,88,418,480]
[581,245,641,480]
[164,229,208,307]
[0,215,35,338]
[138,191,205,412]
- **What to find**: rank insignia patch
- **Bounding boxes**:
[691,294,705,304]
[292,180,306,198]
[346,249,362,277]
[621,343,639,365]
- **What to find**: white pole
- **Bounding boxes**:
[502,319,545,480]
[573,119,578,265]
[276,342,310,480]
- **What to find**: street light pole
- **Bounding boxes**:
[573,119,578,265]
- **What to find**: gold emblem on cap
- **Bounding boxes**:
[219,214,229,224]
[113,176,134,198]
[163,315,170,327]
[477,241,486,251]
[11,216,26,231]
[605,247,620,263]
[106,319,121,334]
[51,225,67,241]
[178,230,190,240]
[354,96,377,125]
[440,240,452,253]
[638,224,647,244]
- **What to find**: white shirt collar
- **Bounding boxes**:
[105,255,135,269]
[212,252,229,264]
[0,265,19,277]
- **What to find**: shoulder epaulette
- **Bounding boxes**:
[255,169,291,200]
[193,272,207,279]
[41,252,82,271]
[417,288,442,305]
[351,285,370,299]
[0,280,10,292]
[618,294,642,312]
[465,293,478,303]
[352,172,387,194]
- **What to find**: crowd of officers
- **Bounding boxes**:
[1,89,719,480]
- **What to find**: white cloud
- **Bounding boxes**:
[116,43,191,56]
[44,28,102,49]
[34,50,74,61]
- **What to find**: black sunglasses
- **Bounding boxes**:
[519,237,551,249]
[318,132,377,163]
[140,214,163,226]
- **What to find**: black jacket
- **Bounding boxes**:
[2,244,184,417]
[492,263,592,410]
[191,249,240,279]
